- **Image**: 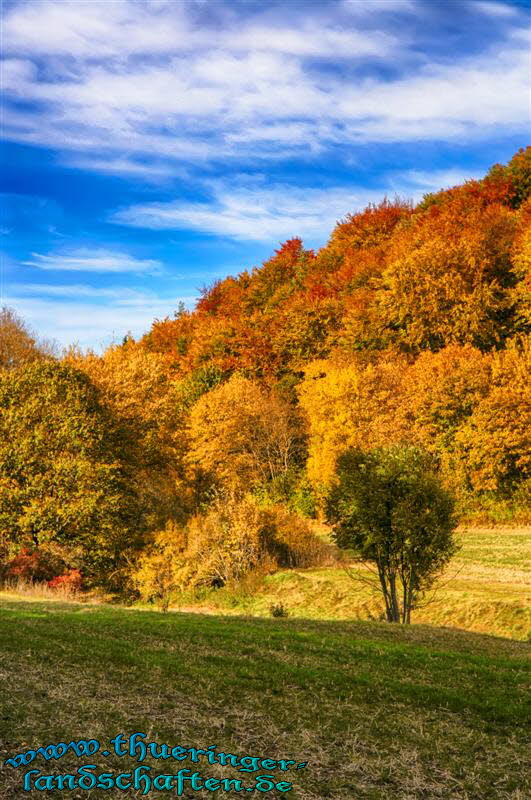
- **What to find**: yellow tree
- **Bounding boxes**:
[65,340,186,526]
[0,306,56,370]
[188,373,302,493]
[380,193,519,351]
[396,345,492,495]
[454,338,531,493]
[510,196,531,332]
[132,521,189,610]
[298,355,408,496]
[400,345,492,451]
[0,361,142,587]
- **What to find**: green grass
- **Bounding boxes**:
[0,596,529,799]
[175,527,531,641]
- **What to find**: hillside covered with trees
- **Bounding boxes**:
[1,148,529,603]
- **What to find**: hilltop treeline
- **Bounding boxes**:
[0,148,529,597]
[146,147,530,369]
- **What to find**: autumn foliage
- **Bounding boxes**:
[0,149,529,597]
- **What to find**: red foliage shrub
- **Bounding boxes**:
[5,548,60,582]
[47,569,83,592]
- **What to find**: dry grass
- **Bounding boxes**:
[169,526,531,641]
[1,577,81,602]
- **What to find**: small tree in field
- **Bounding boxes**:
[326,446,458,624]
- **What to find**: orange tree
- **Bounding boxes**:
[188,373,305,497]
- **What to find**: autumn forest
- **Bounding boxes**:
[1,147,529,604]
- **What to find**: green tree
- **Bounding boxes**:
[326,446,458,623]
[0,361,141,586]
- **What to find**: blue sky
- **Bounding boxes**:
[1,0,529,350]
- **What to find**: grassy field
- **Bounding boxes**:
[0,595,529,800]
[171,527,531,641]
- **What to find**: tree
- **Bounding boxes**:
[509,196,531,334]
[0,306,57,370]
[65,339,186,526]
[379,192,519,352]
[188,373,304,493]
[132,520,188,611]
[0,361,141,586]
[400,344,491,454]
[326,446,458,623]
[398,344,492,494]
[454,338,531,493]
[298,356,408,495]
[485,146,531,209]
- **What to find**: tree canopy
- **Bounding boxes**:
[326,446,458,623]
[0,361,141,586]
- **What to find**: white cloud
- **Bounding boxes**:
[23,249,163,274]
[472,1,520,17]
[4,289,197,350]
[336,46,529,134]
[3,40,527,165]
[342,0,418,15]
[110,164,499,243]
[62,156,179,182]
[2,0,191,58]
[221,24,398,59]
[1,58,36,83]
[10,283,162,303]
[2,0,398,61]
[1,0,528,176]
[399,167,485,190]
[111,180,415,243]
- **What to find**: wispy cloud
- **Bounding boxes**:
[5,287,197,350]
[397,167,486,191]
[342,0,418,12]
[472,1,521,18]
[1,0,191,59]
[62,156,179,182]
[1,0,528,178]
[111,169,460,243]
[111,185,386,243]
[10,283,173,304]
[23,249,164,274]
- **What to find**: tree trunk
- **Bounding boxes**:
[377,563,393,622]
[388,573,400,622]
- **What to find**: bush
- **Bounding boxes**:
[184,497,332,588]
[290,476,318,518]
[185,497,273,588]
[47,569,83,593]
[133,497,332,599]
[2,545,68,583]
[132,521,188,610]
[264,504,332,569]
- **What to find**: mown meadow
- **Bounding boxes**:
[174,526,530,642]
[0,594,529,800]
